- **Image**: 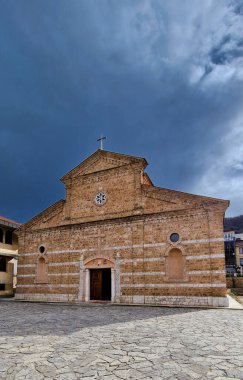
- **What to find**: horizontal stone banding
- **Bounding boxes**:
[17,284,77,288]
[18,273,79,278]
[15,293,77,301]
[120,258,162,263]
[49,262,80,266]
[121,283,226,288]
[121,272,165,276]
[121,270,225,276]
[18,237,225,257]
[187,270,225,275]
[186,254,224,260]
[18,262,80,268]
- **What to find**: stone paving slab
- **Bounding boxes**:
[0,301,243,379]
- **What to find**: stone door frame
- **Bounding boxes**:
[79,255,120,302]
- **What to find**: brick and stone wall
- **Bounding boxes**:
[16,150,229,307]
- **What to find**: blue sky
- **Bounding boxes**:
[0,0,243,222]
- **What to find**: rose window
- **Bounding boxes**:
[95,192,107,205]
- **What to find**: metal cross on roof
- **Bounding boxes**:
[97,134,106,150]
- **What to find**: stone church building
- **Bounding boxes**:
[16,150,229,307]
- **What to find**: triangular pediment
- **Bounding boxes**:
[60,149,147,183]
[79,155,129,176]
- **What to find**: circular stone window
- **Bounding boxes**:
[39,245,46,254]
[170,233,180,243]
[95,192,107,206]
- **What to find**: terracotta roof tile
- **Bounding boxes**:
[0,216,20,225]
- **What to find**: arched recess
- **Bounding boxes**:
[84,256,115,269]
[36,256,48,283]
[5,230,12,245]
[166,248,184,281]
[0,229,3,243]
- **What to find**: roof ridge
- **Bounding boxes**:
[99,149,147,161]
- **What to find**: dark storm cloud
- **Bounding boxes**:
[0,0,243,221]
[210,34,243,65]
[232,0,243,15]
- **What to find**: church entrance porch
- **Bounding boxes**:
[90,269,111,301]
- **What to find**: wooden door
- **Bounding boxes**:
[90,270,102,300]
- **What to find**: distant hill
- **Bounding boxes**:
[224,215,243,233]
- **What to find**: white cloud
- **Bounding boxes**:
[191,113,243,216]
[202,64,236,86]
[104,0,243,86]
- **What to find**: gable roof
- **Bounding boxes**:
[16,200,65,233]
[142,184,230,208]
[60,149,148,183]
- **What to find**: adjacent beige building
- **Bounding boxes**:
[235,234,243,268]
[16,150,229,307]
[0,216,20,296]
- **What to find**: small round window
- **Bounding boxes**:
[170,233,180,243]
[39,245,46,254]
[95,192,107,206]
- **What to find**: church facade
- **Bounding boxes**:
[16,150,229,307]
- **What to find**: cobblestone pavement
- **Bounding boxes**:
[0,302,243,380]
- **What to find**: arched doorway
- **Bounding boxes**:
[84,257,115,302]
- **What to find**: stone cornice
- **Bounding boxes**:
[23,206,210,234]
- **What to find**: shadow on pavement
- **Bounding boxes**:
[0,300,207,337]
